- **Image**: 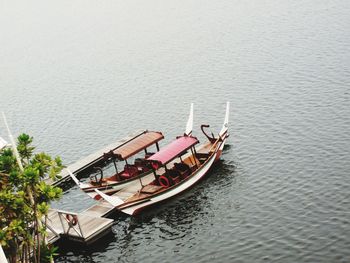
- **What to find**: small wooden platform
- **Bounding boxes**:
[45,130,146,186]
[45,208,114,245]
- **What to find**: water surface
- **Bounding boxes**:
[0,0,350,262]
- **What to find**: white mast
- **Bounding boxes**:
[1,112,54,263]
[185,103,194,136]
[2,112,24,171]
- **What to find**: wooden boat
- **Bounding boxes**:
[96,102,230,215]
[69,130,164,197]
[69,104,194,198]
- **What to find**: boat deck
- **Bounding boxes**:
[113,170,162,201]
[81,200,115,217]
[109,142,214,205]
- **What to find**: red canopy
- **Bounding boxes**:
[147,136,199,165]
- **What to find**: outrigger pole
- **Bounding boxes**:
[67,168,90,189]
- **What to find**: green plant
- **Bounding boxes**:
[0,134,64,263]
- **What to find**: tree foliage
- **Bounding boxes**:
[0,134,64,263]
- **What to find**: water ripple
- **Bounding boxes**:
[1,0,350,262]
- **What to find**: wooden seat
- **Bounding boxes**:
[196,153,209,164]
[166,169,181,183]
[119,165,138,179]
[140,184,162,194]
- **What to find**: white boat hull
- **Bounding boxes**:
[98,102,230,216]
[119,137,227,215]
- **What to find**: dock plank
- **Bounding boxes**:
[82,204,114,218]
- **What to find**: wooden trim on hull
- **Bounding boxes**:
[215,149,222,162]
[130,156,217,215]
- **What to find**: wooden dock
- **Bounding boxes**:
[43,184,117,245]
[45,130,146,186]
[41,130,163,246]
[45,206,115,245]
[43,130,151,245]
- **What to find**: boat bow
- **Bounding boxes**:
[95,189,124,206]
[219,102,230,138]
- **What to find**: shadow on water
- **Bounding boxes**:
[120,157,238,230]
[94,158,239,261]
[55,231,117,262]
[131,146,236,219]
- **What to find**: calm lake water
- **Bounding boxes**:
[1,0,350,262]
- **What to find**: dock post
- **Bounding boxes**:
[76,216,84,238]
[43,219,60,238]
[58,211,66,233]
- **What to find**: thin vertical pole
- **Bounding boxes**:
[58,212,66,233]
[2,112,23,171]
[77,216,84,238]
[112,158,118,174]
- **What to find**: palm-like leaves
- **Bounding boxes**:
[0,148,17,174]
[17,134,35,164]
[0,134,64,262]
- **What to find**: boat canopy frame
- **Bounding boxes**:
[103,131,164,161]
